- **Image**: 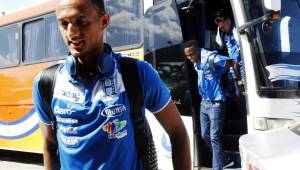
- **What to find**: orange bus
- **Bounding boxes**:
[0,1,66,152]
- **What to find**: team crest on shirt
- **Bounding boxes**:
[101,104,126,118]
[103,119,127,139]
[102,78,117,96]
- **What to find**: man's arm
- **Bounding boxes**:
[225,60,245,92]
[154,100,191,170]
[136,61,191,169]
[39,122,60,170]
[32,74,60,170]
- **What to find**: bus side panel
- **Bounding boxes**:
[0,63,51,153]
[145,111,194,170]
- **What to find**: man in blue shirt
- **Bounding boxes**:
[215,8,244,95]
[32,0,191,169]
[184,40,241,170]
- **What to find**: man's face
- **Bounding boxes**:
[216,18,231,33]
[184,47,199,64]
[56,0,109,58]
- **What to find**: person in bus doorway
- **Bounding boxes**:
[184,40,242,170]
[215,8,244,96]
[32,0,191,169]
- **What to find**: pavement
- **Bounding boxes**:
[0,150,43,170]
[0,150,242,170]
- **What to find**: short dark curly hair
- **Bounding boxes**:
[214,8,231,23]
[184,40,198,49]
[91,0,105,14]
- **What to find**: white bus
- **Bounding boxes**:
[143,0,300,169]
[1,0,299,169]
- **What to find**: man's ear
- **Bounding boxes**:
[101,12,110,30]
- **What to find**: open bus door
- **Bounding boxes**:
[177,0,213,168]
[176,0,248,168]
[143,0,211,168]
[142,0,192,169]
[143,0,196,169]
[143,0,248,169]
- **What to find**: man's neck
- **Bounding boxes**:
[77,48,104,80]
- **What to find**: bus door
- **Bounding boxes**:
[176,0,213,168]
[143,0,195,169]
[177,0,248,168]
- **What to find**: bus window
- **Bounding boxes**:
[154,0,167,4]
[105,0,142,50]
[23,19,45,63]
[144,1,183,59]
[0,25,19,68]
[23,16,67,64]
[176,0,189,4]
[243,0,300,97]
[45,16,68,59]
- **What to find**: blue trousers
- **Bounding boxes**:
[200,100,225,170]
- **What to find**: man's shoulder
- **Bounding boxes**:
[33,63,62,88]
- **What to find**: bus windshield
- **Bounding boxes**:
[243,0,300,98]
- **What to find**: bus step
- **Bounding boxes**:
[223,120,248,135]
[224,151,241,169]
[222,134,240,151]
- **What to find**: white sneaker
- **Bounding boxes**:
[223,160,234,169]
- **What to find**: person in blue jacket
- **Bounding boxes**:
[184,40,241,170]
[32,0,191,169]
[215,8,244,95]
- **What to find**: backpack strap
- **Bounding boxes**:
[119,57,158,170]
[119,57,143,122]
[38,64,61,130]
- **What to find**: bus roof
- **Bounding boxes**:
[0,1,57,27]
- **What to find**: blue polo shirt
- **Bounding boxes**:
[194,48,229,101]
[33,52,171,170]
[224,27,243,79]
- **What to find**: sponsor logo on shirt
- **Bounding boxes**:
[103,119,127,139]
[101,104,126,118]
[54,106,73,115]
[55,90,84,103]
[60,135,79,147]
[56,117,78,124]
[58,125,78,135]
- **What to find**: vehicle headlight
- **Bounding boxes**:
[253,117,296,130]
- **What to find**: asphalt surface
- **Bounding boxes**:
[0,150,43,170]
[0,150,241,170]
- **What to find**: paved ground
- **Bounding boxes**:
[199,168,241,170]
[0,150,242,170]
[0,150,43,170]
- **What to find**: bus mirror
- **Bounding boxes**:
[262,20,273,34]
[264,0,281,12]
[239,0,281,34]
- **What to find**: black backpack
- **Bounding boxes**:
[38,57,158,170]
